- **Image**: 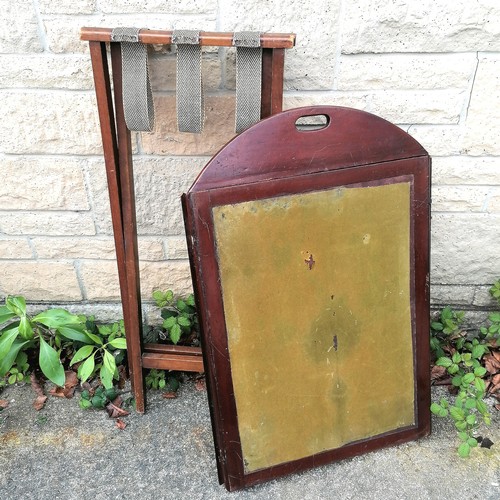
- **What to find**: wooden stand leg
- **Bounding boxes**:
[90,41,146,413]
[261,48,285,118]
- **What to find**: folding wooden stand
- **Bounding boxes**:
[81,27,296,413]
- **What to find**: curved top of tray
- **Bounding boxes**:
[189,106,428,191]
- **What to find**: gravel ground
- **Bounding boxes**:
[0,382,499,500]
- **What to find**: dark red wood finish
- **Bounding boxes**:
[183,106,431,491]
[84,28,294,412]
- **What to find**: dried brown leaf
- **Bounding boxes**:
[484,353,500,374]
[487,373,500,395]
[30,372,44,397]
[116,418,127,430]
[106,396,130,418]
[195,378,206,392]
[431,365,447,380]
[162,391,177,399]
[117,365,127,389]
[48,371,79,399]
[33,395,47,411]
[0,399,9,409]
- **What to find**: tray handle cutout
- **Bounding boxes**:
[295,113,330,132]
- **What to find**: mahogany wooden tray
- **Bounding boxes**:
[182,105,431,491]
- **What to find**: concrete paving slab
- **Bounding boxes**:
[0,383,499,499]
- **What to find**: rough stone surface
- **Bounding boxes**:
[79,260,192,300]
[0,385,499,499]
[219,0,341,90]
[431,185,492,212]
[0,238,33,260]
[462,55,500,155]
[430,284,476,306]
[0,92,102,155]
[0,0,42,53]
[141,95,237,156]
[38,0,96,14]
[0,157,89,210]
[165,236,189,260]
[407,126,464,156]
[285,90,463,124]
[0,212,95,236]
[0,262,81,301]
[341,1,500,53]
[432,156,500,185]
[431,213,500,284]
[335,53,477,90]
[149,54,222,92]
[473,285,499,308]
[32,237,165,261]
[99,0,217,14]
[0,54,93,89]
[87,156,205,235]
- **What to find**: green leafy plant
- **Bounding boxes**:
[0,296,127,389]
[430,306,466,359]
[79,386,118,409]
[145,369,180,392]
[431,348,491,457]
[152,290,198,345]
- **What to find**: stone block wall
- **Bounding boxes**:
[0,0,499,322]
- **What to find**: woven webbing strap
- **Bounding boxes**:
[111,27,155,132]
[173,30,204,133]
[234,32,262,133]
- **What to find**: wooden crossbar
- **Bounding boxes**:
[83,27,295,412]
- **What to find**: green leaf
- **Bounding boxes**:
[108,338,127,350]
[474,366,487,377]
[6,296,26,316]
[0,339,29,377]
[18,316,34,340]
[177,316,191,328]
[78,353,96,384]
[465,398,476,410]
[489,312,500,322]
[466,414,476,425]
[38,335,65,387]
[455,421,467,431]
[33,308,81,328]
[176,299,187,311]
[186,295,196,307]
[436,357,452,367]
[430,403,443,415]
[476,400,489,415]
[100,364,114,390]
[448,363,459,374]
[452,352,461,364]
[0,324,20,363]
[84,332,104,346]
[70,345,95,366]
[0,305,16,325]
[462,373,475,384]
[458,431,468,442]
[450,407,465,421]
[467,437,478,447]
[57,325,93,344]
[79,398,92,409]
[451,375,462,387]
[103,349,116,375]
[474,377,486,393]
[458,442,470,458]
[170,323,182,344]
[8,374,16,384]
[472,344,485,359]
[163,316,177,329]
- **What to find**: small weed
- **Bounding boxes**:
[152,290,199,345]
